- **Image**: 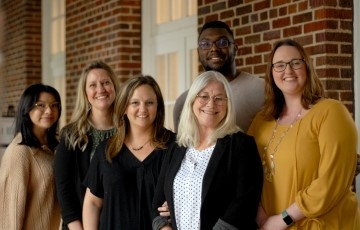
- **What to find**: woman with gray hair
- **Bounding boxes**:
[152,70,263,230]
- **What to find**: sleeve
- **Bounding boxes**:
[54,132,82,225]
[221,134,263,228]
[173,91,188,133]
[0,144,30,230]
[83,142,105,198]
[296,100,358,216]
[151,143,176,229]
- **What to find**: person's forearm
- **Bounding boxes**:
[286,202,305,223]
[82,203,101,230]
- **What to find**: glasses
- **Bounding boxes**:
[34,102,61,111]
[196,94,228,106]
[272,59,305,72]
[198,38,233,50]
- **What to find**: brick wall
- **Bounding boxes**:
[198,0,354,114]
[0,0,42,116]
[65,0,141,121]
[0,0,355,118]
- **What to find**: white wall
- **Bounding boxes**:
[354,0,360,200]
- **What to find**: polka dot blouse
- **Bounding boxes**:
[173,145,215,230]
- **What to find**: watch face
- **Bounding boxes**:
[283,215,293,225]
[281,211,294,226]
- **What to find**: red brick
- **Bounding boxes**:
[283,25,302,37]
[272,17,291,28]
[254,1,270,11]
[315,8,352,20]
[293,12,313,24]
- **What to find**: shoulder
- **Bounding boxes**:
[315,98,344,107]
[231,71,265,95]
[1,138,33,168]
[235,71,265,85]
[59,123,76,136]
[221,131,255,145]
[174,90,189,105]
[312,98,350,116]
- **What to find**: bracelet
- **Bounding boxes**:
[281,210,294,226]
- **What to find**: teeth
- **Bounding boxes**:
[96,96,107,99]
[283,77,296,81]
[202,110,217,115]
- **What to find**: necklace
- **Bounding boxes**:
[131,139,150,151]
[262,109,303,182]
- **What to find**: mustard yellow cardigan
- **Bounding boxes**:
[249,99,360,230]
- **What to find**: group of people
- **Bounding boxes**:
[0,20,359,230]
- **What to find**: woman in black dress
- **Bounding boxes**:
[82,75,175,230]
[54,61,120,229]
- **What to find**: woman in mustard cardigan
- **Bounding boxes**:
[249,39,360,230]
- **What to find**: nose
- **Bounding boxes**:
[44,105,52,114]
[139,102,147,111]
[205,97,216,106]
[284,63,293,73]
[209,42,219,51]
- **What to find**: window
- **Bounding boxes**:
[142,0,198,130]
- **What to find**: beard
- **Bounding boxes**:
[202,56,234,75]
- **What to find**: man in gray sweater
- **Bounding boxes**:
[173,20,265,132]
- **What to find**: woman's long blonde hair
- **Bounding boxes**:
[62,60,120,151]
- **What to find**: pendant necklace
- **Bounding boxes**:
[262,109,303,182]
[131,139,150,151]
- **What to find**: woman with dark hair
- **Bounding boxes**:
[54,60,120,230]
[82,75,175,230]
[249,39,360,229]
[0,83,62,229]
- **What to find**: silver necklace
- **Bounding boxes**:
[262,109,303,182]
[131,139,150,151]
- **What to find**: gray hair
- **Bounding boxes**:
[177,71,240,147]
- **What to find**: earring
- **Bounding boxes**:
[88,103,92,111]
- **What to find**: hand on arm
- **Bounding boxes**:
[82,188,103,230]
[256,203,268,228]
[158,201,170,217]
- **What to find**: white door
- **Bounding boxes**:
[142,0,198,131]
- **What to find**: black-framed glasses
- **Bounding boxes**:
[34,102,61,111]
[272,59,305,72]
[196,94,228,106]
[198,38,233,50]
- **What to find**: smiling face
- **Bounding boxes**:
[198,28,237,74]
[193,80,227,132]
[85,68,116,113]
[125,84,158,131]
[272,45,307,97]
[29,92,60,134]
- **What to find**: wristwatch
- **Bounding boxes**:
[281,210,294,226]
